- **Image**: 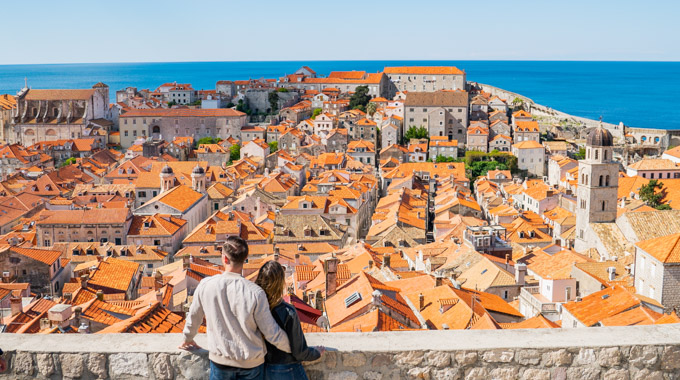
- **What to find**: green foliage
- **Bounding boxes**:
[276,87,289,92]
[366,102,377,116]
[461,150,517,181]
[349,86,371,112]
[268,141,278,153]
[434,155,459,163]
[167,101,177,107]
[236,99,251,115]
[403,126,429,143]
[311,108,323,119]
[189,99,202,106]
[229,144,241,162]
[467,161,508,180]
[639,179,667,209]
[60,157,76,167]
[226,102,235,108]
[574,147,586,160]
[268,91,280,113]
[196,137,222,147]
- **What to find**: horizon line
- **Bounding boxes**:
[1,59,679,66]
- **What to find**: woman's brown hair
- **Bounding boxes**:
[255,261,286,310]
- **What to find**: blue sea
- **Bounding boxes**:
[0,61,678,130]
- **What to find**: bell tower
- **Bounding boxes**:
[191,165,206,193]
[160,164,175,193]
[574,123,618,252]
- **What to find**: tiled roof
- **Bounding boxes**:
[562,286,661,327]
[404,91,468,107]
[24,89,96,101]
[500,314,559,329]
[121,108,245,118]
[88,257,141,294]
[636,232,680,263]
[10,247,61,265]
[384,66,464,75]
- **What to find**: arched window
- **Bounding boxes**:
[605,175,610,186]
[599,175,603,187]
[602,201,606,211]
[595,150,599,160]
[585,175,589,186]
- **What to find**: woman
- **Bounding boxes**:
[255,261,324,380]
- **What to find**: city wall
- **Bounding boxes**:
[2,324,680,379]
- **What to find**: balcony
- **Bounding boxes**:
[1,326,680,379]
[520,286,561,315]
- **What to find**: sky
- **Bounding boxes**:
[2,0,679,65]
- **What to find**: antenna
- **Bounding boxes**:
[24,77,28,89]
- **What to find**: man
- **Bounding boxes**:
[180,236,291,379]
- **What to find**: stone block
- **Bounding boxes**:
[482,349,514,363]
[370,354,391,368]
[552,367,567,380]
[36,353,55,377]
[464,368,488,380]
[176,351,209,380]
[516,349,540,365]
[490,367,519,380]
[521,368,550,380]
[324,351,339,369]
[363,371,383,380]
[541,349,572,367]
[603,368,629,380]
[151,353,174,380]
[597,347,622,367]
[454,352,478,367]
[87,353,107,379]
[60,353,84,379]
[407,367,431,379]
[13,352,34,376]
[424,351,451,368]
[394,351,424,367]
[632,369,664,380]
[566,367,600,380]
[629,346,658,369]
[343,353,367,367]
[432,368,461,380]
[660,345,680,370]
[329,371,359,380]
[573,348,597,366]
[109,353,149,378]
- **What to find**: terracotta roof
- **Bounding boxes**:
[404,91,468,107]
[636,232,680,264]
[562,285,662,327]
[24,89,96,101]
[121,108,245,118]
[500,314,559,329]
[9,247,61,265]
[384,66,464,75]
[88,257,141,294]
[512,140,544,149]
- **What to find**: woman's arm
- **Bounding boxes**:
[284,306,321,362]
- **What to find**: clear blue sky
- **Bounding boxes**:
[3,0,679,64]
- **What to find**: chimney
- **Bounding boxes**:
[324,256,339,297]
[315,291,324,312]
[63,293,73,303]
[182,255,190,271]
[505,254,510,271]
[607,267,616,282]
[154,270,163,290]
[515,263,527,286]
[96,290,104,301]
[156,290,163,303]
[71,306,82,328]
[10,297,22,317]
[368,260,374,270]
[418,293,425,311]
[442,323,450,330]
[294,253,300,264]
[40,318,51,331]
[435,275,443,287]
[80,274,89,289]
[383,253,391,268]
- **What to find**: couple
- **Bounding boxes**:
[180,236,324,380]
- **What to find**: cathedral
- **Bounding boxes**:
[10,82,110,145]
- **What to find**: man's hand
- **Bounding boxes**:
[178,340,201,351]
[0,356,7,373]
[314,346,326,355]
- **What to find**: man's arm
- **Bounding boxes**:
[182,283,205,345]
[285,307,321,362]
[253,290,291,353]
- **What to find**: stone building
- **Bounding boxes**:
[0,94,16,143]
[512,140,546,177]
[348,118,378,146]
[384,66,466,95]
[10,83,110,145]
[404,92,468,144]
[574,127,618,252]
[634,233,680,311]
[278,71,389,98]
[36,208,133,247]
[0,246,66,295]
[119,108,247,148]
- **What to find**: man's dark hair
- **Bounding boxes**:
[223,236,249,265]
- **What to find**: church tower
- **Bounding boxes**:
[160,164,175,193]
[574,125,618,252]
[191,165,206,193]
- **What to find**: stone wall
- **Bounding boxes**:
[2,325,680,379]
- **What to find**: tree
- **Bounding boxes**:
[639,179,667,209]
[276,87,289,93]
[268,141,278,153]
[435,155,458,163]
[236,99,251,115]
[512,97,524,111]
[229,144,241,162]
[167,101,177,107]
[366,102,377,116]
[60,157,76,167]
[268,91,280,113]
[349,86,371,112]
[196,137,222,147]
[574,147,586,160]
[311,108,322,119]
[403,126,429,143]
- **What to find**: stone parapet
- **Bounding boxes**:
[1,324,680,379]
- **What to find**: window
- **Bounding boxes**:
[124,131,128,137]
[154,239,161,246]
[602,201,606,211]
[651,263,656,277]
[651,173,655,179]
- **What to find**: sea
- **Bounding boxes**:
[0,60,678,130]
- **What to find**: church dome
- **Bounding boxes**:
[587,126,613,147]
[161,164,174,175]
[192,165,205,175]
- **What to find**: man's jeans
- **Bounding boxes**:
[210,361,264,380]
